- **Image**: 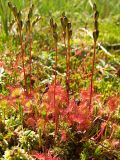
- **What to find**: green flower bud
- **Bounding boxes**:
[62,12,65,17]
[28,9,32,19]
[53,32,58,43]
[60,17,64,27]
[53,23,57,31]
[94,21,98,30]
[63,31,66,38]
[8,2,12,9]
[50,18,54,28]
[93,3,97,11]
[9,20,15,30]
[28,4,34,19]
[94,11,99,20]
[26,20,30,30]
[32,17,41,26]
[19,20,23,30]
[63,16,68,27]
[32,16,41,27]
[31,4,34,10]
[67,22,71,30]
[13,6,17,17]
[61,17,66,31]
[93,30,99,42]
[17,11,22,20]
[69,29,72,39]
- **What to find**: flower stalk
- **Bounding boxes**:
[8,2,27,92]
[26,4,34,93]
[50,18,59,139]
[61,13,72,107]
[90,3,99,107]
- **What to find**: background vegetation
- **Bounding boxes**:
[0,0,120,160]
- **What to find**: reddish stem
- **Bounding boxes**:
[66,37,70,107]
[90,41,96,108]
[95,113,111,141]
[63,36,69,106]
[54,43,58,139]
[19,31,27,92]
[29,32,32,94]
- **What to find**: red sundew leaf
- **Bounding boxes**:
[60,130,67,142]
[46,152,60,160]
[75,49,82,56]
[0,94,5,100]
[20,93,33,110]
[32,151,45,160]
[45,103,54,114]
[80,88,101,108]
[0,96,18,110]
[107,96,119,112]
[6,96,17,106]
[12,53,21,69]
[70,112,91,131]
[49,157,60,160]
[0,61,4,68]
[45,83,67,112]
[31,151,60,160]
[63,99,76,115]
[23,106,33,114]
[80,89,90,101]
[67,102,92,131]
[6,69,13,75]
[111,139,120,149]
[7,85,23,97]
[6,85,19,91]
[36,118,45,130]
[21,91,35,102]
[76,121,91,131]
[93,93,101,99]
[95,122,107,141]
[25,117,36,128]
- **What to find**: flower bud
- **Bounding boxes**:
[93,30,99,42]
[62,12,65,17]
[17,11,22,20]
[50,18,54,28]
[26,20,30,30]
[53,32,58,43]
[60,17,64,27]
[8,2,12,9]
[63,16,68,27]
[53,23,57,32]
[94,21,98,30]
[9,20,15,30]
[32,16,41,27]
[67,22,71,30]
[63,31,66,38]
[13,6,17,17]
[28,6,33,20]
[19,20,23,30]
[31,4,34,10]
[94,11,99,20]
[93,3,97,11]
[69,29,72,39]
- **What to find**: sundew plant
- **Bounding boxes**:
[0,1,120,160]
